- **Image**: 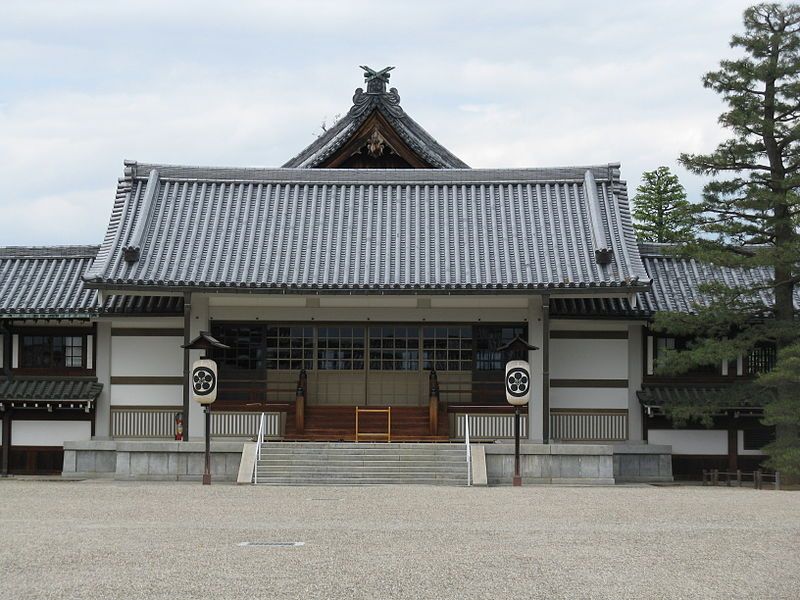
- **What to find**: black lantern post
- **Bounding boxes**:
[182,331,230,485]
[498,335,538,487]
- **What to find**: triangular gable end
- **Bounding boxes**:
[283,66,469,169]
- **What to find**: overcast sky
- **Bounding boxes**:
[0,0,765,245]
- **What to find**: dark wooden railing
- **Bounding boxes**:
[428,370,439,435]
[703,469,780,490]
[295,369,307,434]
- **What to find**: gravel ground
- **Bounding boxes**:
[0,480,798,600]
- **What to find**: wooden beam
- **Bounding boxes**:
[1,409,11,477]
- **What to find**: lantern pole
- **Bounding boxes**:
[513,406,521,487]
[183,332,230,487]
[203,403,211,485]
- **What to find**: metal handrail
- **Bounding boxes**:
[253,412,266,484]
[465,414,472,486]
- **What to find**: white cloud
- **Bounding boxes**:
[0,0,761,244]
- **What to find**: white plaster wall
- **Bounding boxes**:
[738,430,766,456]
[111,336,183,377]
[110,384,183,407]
[106,317,183,329]
[12,420,92,446]
[648,429,728,455]
[550,388,629,409]
[550,339,628,380]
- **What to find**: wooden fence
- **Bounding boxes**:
[453,409,628,442]
[110,407,282,439]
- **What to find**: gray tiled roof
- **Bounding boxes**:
[639,243,800,313]
[0,376,102,408]
[637,384,764,414]
[0,246,183,317]
[0,246,99,317]
[550,296,650,319]
[84,162,650,293]
[282,85,469,169]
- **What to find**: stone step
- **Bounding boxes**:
[252,441,468,486]
[260,442,465,449]
[256,469,467,478]
[258,458,467,469]
[258,460,467,469]
[255,477,467,486]
[258,450,465,458]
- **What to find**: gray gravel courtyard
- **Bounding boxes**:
[0,480,798,600]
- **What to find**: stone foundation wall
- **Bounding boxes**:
[483,443,615,485]
[612,443,673,483]
[63,441,246,482]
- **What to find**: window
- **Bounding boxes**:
[211,325,265,370]
[422,326,472,371]
[747,344,777,375]
[652,336,718,375]
[475,325,526,370]
[20,335,84,368]
[318,326,365,370]
[369,326,419,370]
[265,326,314,370]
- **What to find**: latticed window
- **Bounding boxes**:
[369,326,419,370]
[20,335,84,368]
[747,344,777,375]
[211,325,265,370]
[265,326,313,370]
[64,336,83,367]
[422,326,472,371]
[475,325,526,370]
[318,326,365,370]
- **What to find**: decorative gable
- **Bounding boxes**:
[283,66,468,169]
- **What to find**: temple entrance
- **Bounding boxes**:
[210,321,524,440]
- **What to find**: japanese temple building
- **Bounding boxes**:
[0,67,783,479]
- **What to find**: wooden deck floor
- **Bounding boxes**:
[284,405,449,442]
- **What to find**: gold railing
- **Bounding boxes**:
[355,407,391,442]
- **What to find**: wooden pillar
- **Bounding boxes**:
[727,416,738,471]
[182,292,192,441]
[1,409,11,477]
[428,370,439,435]
[295,370,306,434]
[541,295,550,443]
[642,406,649,442]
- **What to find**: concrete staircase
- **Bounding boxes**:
[254,442,469,486]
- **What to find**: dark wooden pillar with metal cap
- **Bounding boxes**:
[182,293,192,441]
[1,409,11,477]
[541,294,550,443]
[1,320,13,476]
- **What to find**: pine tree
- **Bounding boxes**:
[655,3,800,476]
[632,166,695,243]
